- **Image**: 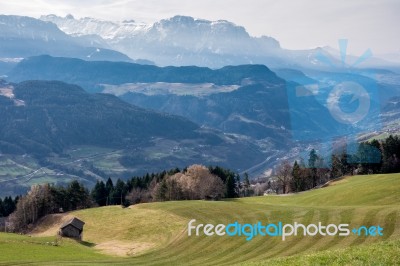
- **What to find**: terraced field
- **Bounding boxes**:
[0,173,399,265]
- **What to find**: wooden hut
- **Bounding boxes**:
[59,217,85,240]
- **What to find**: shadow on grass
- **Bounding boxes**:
[78,240,96,247]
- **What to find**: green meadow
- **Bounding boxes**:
[0,173,399,265]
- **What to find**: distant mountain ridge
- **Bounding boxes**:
[0,14,394,69]
[0,15,149,64]
[39,14,330,68]
[40,14,280,51]
[37,14,399,70]
[8,55,282,91]
[7,55,336,144]
[40,14,151,40]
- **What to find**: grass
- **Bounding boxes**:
[0,173,399,265]
[239,174,400,206]
[0,233,110,264]
[245,238,400,265]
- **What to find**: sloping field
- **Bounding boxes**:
[0,173,399,265]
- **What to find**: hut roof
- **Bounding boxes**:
[60,217,85,231]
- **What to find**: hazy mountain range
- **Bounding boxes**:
[39,14,398,69]
[0,14,397,71]
[0,13,399,196]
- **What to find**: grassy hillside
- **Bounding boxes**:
[1,173,399,265]
[246,239,400,265]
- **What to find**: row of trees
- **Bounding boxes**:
[8,164,243,232]
[91,165,244,206]
[7,135,398,231]
[275,135,400,194]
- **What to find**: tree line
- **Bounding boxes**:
[91,165,243,206]
[274,135,400,194]
[8,164,242,232]
[6,135,399,231]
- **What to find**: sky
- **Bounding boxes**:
[0,0,399,55]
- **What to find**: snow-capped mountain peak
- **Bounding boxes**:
[39,14,283,67]
[40,14,391,69]
[40,14,149,40]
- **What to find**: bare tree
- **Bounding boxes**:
[276,161,293,194]
[253,182,268,196]
[165,165,225,200]
[126,188,152,204]
[8,184,53,232]
[170,172,193,199]
[198,173,225,200]
[185,165,225,200]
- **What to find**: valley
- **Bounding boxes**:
[0,80,269,196]
[1,54,399,195]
